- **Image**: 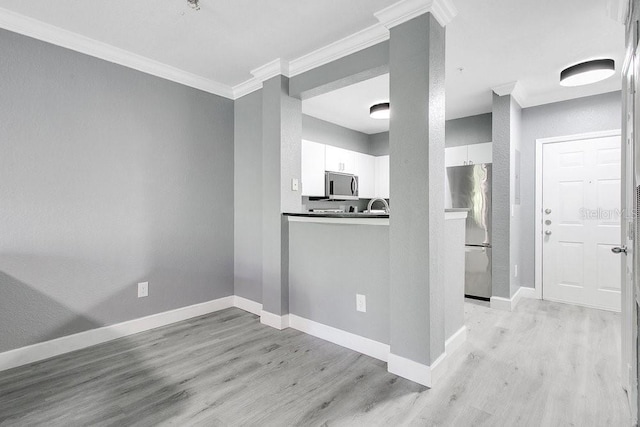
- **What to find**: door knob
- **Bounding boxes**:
[545,209,552,214]
[612,246,628,255]
[545,230,552,236]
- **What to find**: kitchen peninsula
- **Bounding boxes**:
[283,209,468,362]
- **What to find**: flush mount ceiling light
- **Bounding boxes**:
[370,102,390,119]
[560,59,615,87]
[187,0,200,10]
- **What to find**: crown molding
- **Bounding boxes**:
[492,81,527,106]
[0,7,234,99]
[288,24,389,77]
[607,0,630,24]
[375,0,458,29]
[232,58,290,99]
[251,58,289,81]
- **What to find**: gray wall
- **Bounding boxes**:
[234,90,263,303]
[388,14,446,366]
[290,41,389,100]
[261,76,302,316]
[289,222,390,343]
[362,113,492,156]
[0,29,234,353]
[302,115,371,154]
[491,93,514,299]
[519,91,621,288]
[446,113,492,147]
[444,216,466,339]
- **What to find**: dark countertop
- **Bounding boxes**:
[284,208,468,219]
[284,212,389,219]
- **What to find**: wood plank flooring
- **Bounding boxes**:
[0,298,631,426]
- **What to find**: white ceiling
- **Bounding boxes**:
[0,0,626,134]
[304,0,626,134]
[0,0,397,86]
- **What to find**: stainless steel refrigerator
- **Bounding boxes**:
[446,164,492,299]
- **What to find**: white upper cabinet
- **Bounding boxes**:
[325,145,356,174]
[301,140,326,197]
[354,152,376,199]
[445,142,492,167]
[467,142,492,164]
[444,146,468,167]
[375,155,390,199]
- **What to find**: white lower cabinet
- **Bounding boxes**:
[354,152,376,199]
[301,140,326,197]
[375,155,390,199]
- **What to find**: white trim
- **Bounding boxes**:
[260,310,290,330]
[286,216,389,226]
[387,351,446,387]
[233,296,263,316]
[375,0,458,29]
[288,24,390,77]
[534,130,622,302]
[444,211,468,220]
[0,8,234,99]
[232,79,264,99]
[490,295,513,311]
[251,58,289,81]
[444,326,467,355]
[288,315,390,362]
[491,81,527,108]
[0,296,234,372]
[490,286,528,311]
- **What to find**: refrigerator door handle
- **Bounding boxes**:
[465,243,492,248]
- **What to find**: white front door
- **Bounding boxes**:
[542,135,622,312]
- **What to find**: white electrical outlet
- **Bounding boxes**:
[138,281,149,298]
[356,294,366,312]
[514,264,518,277]
[291,178,299,191]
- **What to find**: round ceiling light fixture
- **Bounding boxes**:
[187,0,201,10]
[370,102,390,119]
[560,59,615,87]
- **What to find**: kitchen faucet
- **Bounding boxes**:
[367,198,390,214]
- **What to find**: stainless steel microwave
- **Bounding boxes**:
[325,171,359,200]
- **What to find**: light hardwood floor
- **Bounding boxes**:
[0,298,631,426]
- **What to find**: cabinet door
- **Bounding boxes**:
[301,140,326,196]
[375,155,390,199]
[354,152,375,199]
[445,146,468,167]
[467,142,492,164]
[325,145,356,173]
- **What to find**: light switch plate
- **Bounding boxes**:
[291,178,299,191]
[138,282,149,298]
[356,294,366,312]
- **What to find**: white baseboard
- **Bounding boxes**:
[445,326,467,355]
[0,296,235,373]
[490,286,529,311]
[233,296,263,316]
[387,351,447,388]
[288,314,390,362]
[260,310,290,330]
